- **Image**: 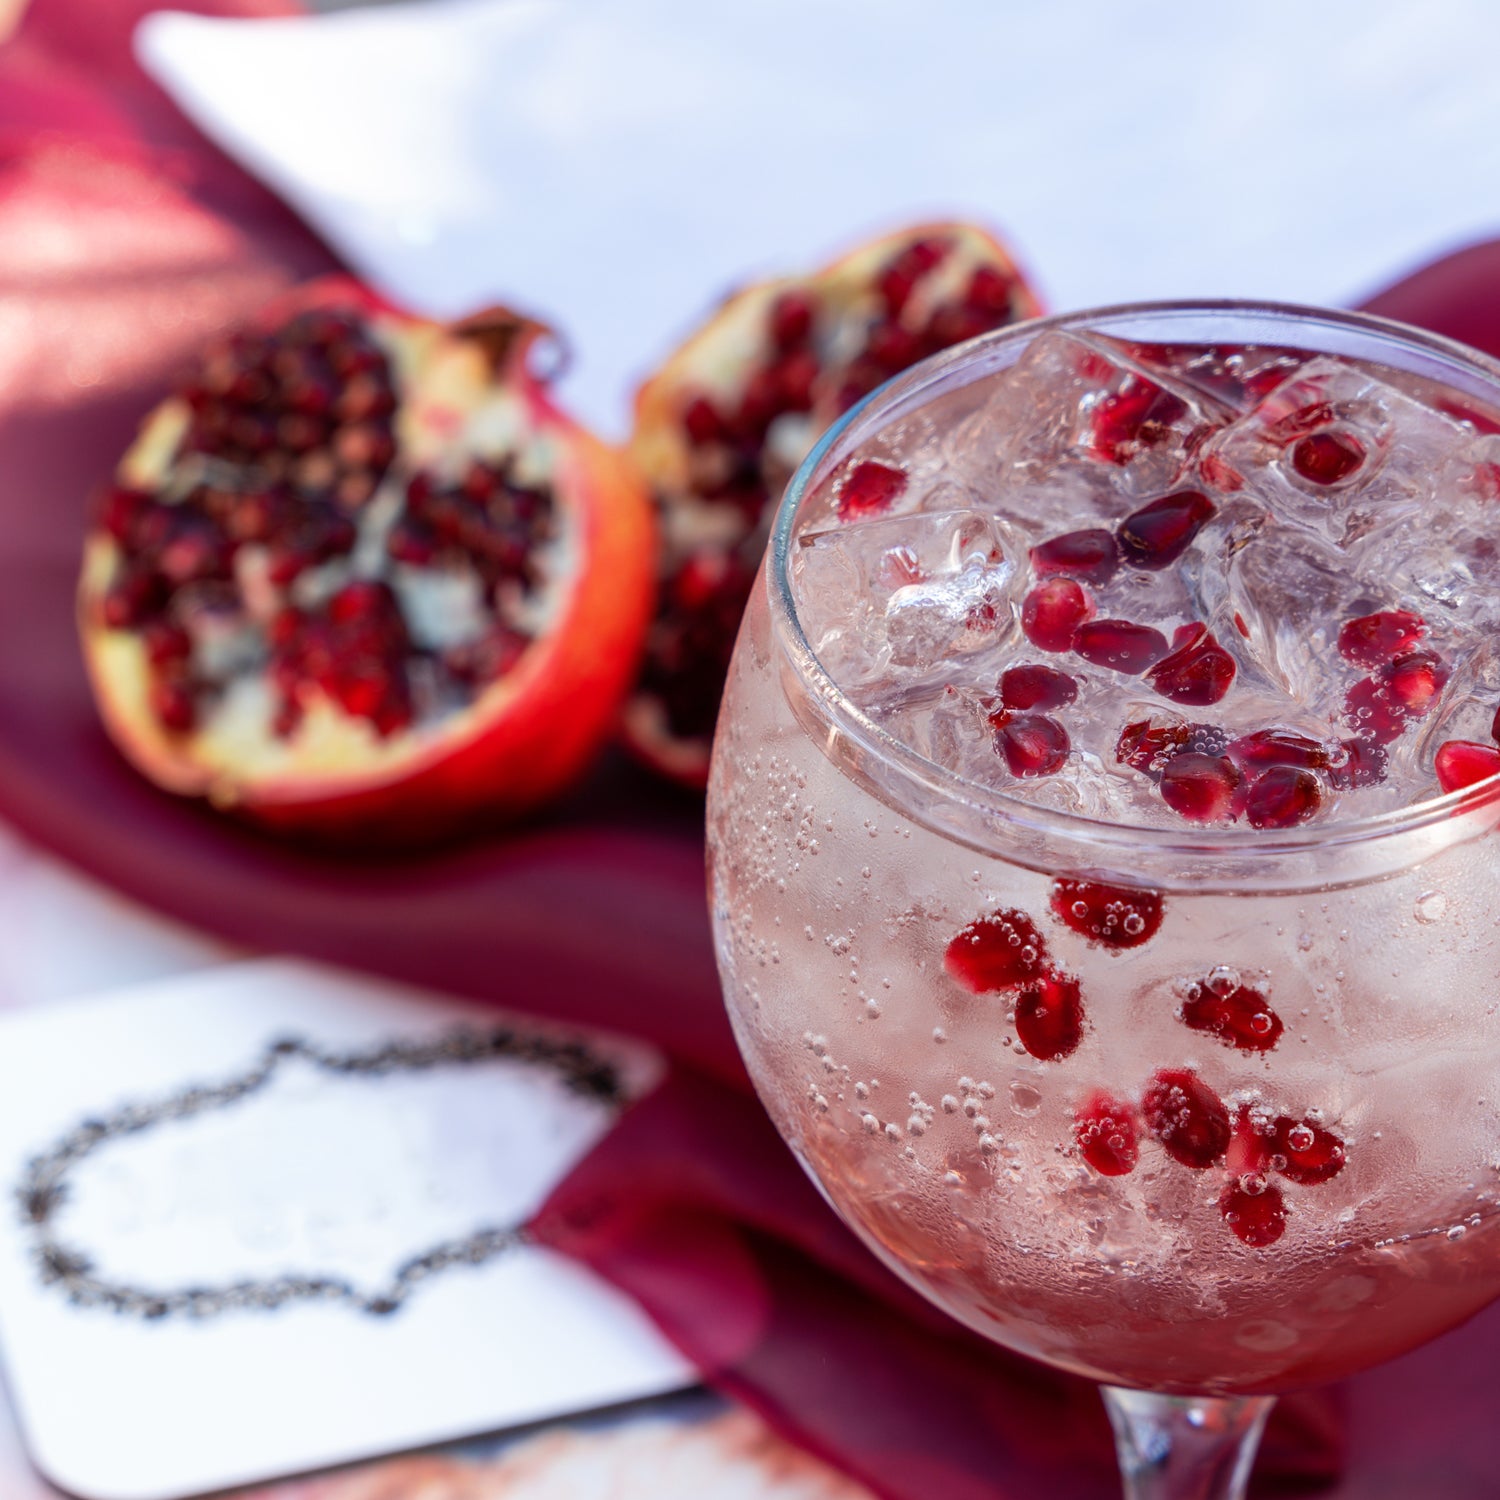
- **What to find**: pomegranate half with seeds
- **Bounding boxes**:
[78,279,655,843]
[625,221,1041,786]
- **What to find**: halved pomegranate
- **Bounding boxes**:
[625,222,1041,786]
[78,278,655,844]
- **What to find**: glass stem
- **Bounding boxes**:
[1102,1387,1275,1500]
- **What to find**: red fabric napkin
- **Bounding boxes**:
[4,2,1497,1494]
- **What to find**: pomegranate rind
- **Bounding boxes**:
[624,221,1043,788]
[79,279,655,844]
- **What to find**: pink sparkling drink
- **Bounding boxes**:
[707,304,1500,1493]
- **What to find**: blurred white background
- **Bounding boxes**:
[141,0,1500,434]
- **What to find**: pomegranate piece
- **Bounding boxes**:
[1073,1092,1141,1176]
[1159,752,1240,823]
[993,712,1071,778]
[1145,622,1236,706]
[1435,740,1500,793]
[1180,975,1283,1052]
[1013,969,1085,1061]
[1227,728,1331,770]
[1021,578,1094,653]
[836,460,908,521]
[1337,610,1426,668]
[1242,766,1323,830]
[80,280,656,843]
[945,908,1048,993]
[1072,619,1169,674]
[1220,1179,1288,1247]
[1030,528,1119,585]
[1116,490,1215,570]
[1141,1069,1232,1169]
[999,663,1078,712]
[1050,878,1164,949]
[625,222,1041,786]
[1090,378,1190,465]
[1271,1117,1347,1185]
[1291,430,1364,485]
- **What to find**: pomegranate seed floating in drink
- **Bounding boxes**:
[79,279,655,843]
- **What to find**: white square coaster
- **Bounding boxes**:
[0,959,693,1500]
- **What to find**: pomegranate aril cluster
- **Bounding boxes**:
[397,461,555,594]
[93,305,559,742]
[270,581,413,739]
[944,879,1348,1249]
[182,309,396,510]
[988,663,1077,778]
[1102,599,1456,828]
[835,238,1024,415]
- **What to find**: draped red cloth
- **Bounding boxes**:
[5,1,1499,1493]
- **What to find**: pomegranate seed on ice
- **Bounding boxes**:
[1145,622,1237,706]
[1073,619,1170,674]
[1241,766,1323,830]
[1116,720,1228,779]
[1159,753,1240,822]
[1091,381,1190,465]
[1326,736,1388,790]
[1434,740,1500,793]
[993,712,1072,778]
[1337,610,1426,668]
[1227,728,1331,770]
[1116,490,1215,569]
[836,460,908,521]
[1021,578,1094,653]
[1383,650,1448,716]
[999,663,1079,712]
[1030,528,1119,585]
[1271,1117,1347,1185]
[1291,430,1364,485]
[1341,677,1409,746]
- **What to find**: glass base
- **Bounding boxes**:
[1102,1387,1275,1500]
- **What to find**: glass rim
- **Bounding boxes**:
[768,297,1500,862]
